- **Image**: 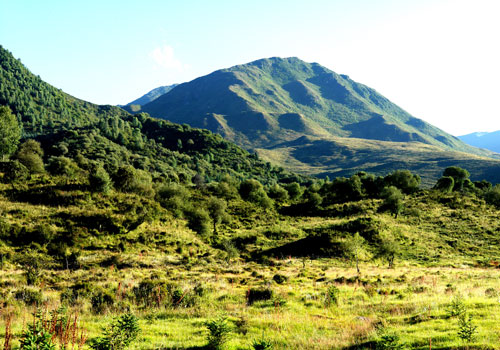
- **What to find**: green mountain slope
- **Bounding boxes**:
[139,57,500,183]
[0,45,300,185]
[140,57,489,153]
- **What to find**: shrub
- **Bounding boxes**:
[268,184,289,203]
[89,165,112,194]
[47,156,80,178]
[443,166,470,191]
[457,313,476,343]
[3,160,29,183]
[247,288,273,305]
[15,287,44,306]
[272,274,287,284]
[91,288,116,314]
[376,332,403,350]
[384,170,420,194]
[89,313,140,350]
[325,285,340,306]
[205,316,232,350]
[447,295,466,318]
[239,179,273,208]
[185,207,211,237]
[284,182,302,201]
[132,279,168,308]
[15,139,45,174]
[381,186,404,218]
[434,176,454,193]
[252,338,273,350]
[19,319,55,350]
[113,165,154,197]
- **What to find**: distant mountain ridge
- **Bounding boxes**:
[459,131,500,153]
[133,57,500,184]
[122,84,177,113]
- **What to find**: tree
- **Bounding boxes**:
[382,186,404,218]
[343,232,366,275]
[207,197,227,235]
[384,170,420,194]
[239,179,273,208]
[284,182,302,201]
[443,166,470,191]
[434,176,454,193]
[268,184,289,204]
[377,235,400,268]
[89,165,112,194]
[15,139,45,174]
[0,105,21,160]
[3,160,29,185]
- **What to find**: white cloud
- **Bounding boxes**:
[149,45,187,71]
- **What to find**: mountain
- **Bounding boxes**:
[459,131,500,153]
[122,84,177,113]
[138,57,500,185]
[0,45,300,185]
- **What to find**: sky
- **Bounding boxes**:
[1,0,499,136]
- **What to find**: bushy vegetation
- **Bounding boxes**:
[3,44,500,350]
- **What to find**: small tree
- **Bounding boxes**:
[89,313,140,350]
[207,197,227,235]
[15,139,45,174]
[343,232,366,275]
[205,316,232,350]
[434,176,454,193]
[384,170,420,194]
[382,186,404,218]
[89,165,112,194]
[377,235,400,268]
[0,106,21,161]
[3,160,29,185]
[457,312,476,343]
[443,166,470,191]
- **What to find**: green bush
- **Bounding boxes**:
[325,285,340,306]
[19,319,55,350]
[91,288,116,314]
[205,316,232,350]
[247,288,273,305]
[15,139,45,174]
[272,274,287,284]
[15,287,44,306]
[252,338,273,350]
[376,332,403,350]
[3,160,29,183]
[89,313,140,350]
[89,165,112,194]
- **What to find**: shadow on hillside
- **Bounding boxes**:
[6,183,87,207]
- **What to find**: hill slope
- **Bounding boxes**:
[459,130,500,153]
[0,45,300,185]
[139,57,500,184]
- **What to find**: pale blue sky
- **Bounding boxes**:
[1,0,499,135]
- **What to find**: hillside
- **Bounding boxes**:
[459,130,500,153]
[138,57,500,184]
[0,45,300,185]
